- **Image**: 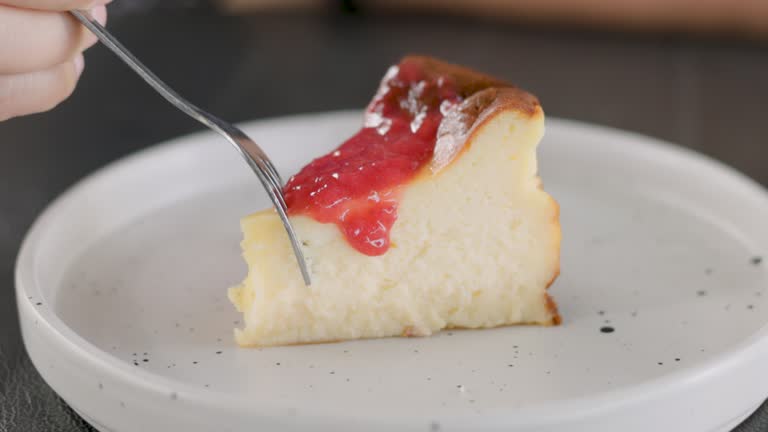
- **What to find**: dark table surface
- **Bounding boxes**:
[1,5,767,431]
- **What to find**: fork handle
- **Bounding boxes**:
[70,10,312,285]
[70,10,219,136]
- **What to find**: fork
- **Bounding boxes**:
[70,9,311,285]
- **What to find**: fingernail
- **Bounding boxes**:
[74,53,85,77]
[90,4,108,27]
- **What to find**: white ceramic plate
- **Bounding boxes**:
[16,111,768,432]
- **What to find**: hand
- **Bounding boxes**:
[0,0,109,121]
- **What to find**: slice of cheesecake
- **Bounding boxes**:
[229,56,561,347]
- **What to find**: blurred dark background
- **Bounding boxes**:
[1,1,767,430]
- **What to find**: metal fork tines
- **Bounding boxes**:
[70,9,311,285]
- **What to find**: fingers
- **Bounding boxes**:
[0,4,107,75]
[0,2,108,120]
[1,0,111,12]
[0,55,84,121]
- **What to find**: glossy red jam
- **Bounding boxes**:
[283,59,462,255]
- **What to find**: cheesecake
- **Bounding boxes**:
[229,56,561,347]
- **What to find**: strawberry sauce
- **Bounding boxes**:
[283,59,462,255]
